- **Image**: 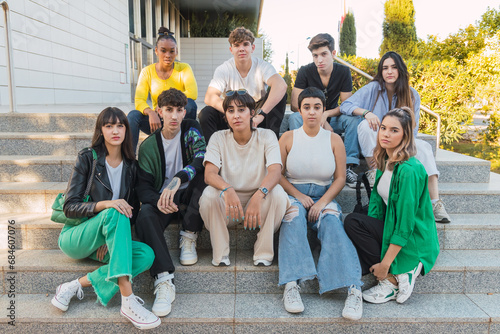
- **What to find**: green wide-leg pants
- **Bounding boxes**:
[58,208,154,306]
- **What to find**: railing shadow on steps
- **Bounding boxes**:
[334,55,442,151]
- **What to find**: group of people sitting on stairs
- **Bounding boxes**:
[49,26,443,329]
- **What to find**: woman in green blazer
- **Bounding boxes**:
[344,106,439,305]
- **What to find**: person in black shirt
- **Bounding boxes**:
[289,33,361,187]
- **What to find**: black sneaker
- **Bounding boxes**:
[346,166,358,188]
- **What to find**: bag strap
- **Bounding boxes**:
[356,172,372,205]
[82,148,98,198]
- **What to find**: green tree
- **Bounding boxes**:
[282,53,293,104]
[257,30,274,63]
[478,6,500,37]
[339,11,356,56]
[380,0,418,58]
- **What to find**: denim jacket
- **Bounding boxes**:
[340,81,421,137]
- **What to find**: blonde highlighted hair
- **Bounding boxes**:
[373,107,417,171]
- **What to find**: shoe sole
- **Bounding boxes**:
[120,310,161,329]
[152,306,172,317]
[285,306,304,314]
[51,296,69,312]
[180,257,198,266]
[346,182,360,189]
[362,293,396,304]
[342,310,362,321]
[436,217,451,224]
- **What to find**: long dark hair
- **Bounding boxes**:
[373,51,414,112]
[373,107,416,171]
[222,92,256,132]
[91,107,135,161]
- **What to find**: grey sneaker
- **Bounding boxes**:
[433,199,451,223]
[362,279,398,304]
[366,169,377,189]
[179,230,198,265]
[51,278,84,311]
[342,285,363,320]
[283,281,304,313]
[346,166,359,188]
[396,262,422,303]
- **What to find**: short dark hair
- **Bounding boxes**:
[156,27,176,46]
[157,88,187,108]
[298,87,326,110]
[222,91,256,132]
[308,33,335,52]
[92,107,135,160]
[228,26,255,45]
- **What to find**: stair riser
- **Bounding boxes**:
[6,267,500,295]
[0,138,90,156]
[0,115,97,133]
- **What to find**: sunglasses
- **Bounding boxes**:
[225,89,248,97]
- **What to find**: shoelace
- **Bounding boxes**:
[372,279,395,294]
[128,295,151,320]
[180,236,196,251]
[154,280,174,301]
[283,285,301,304]
[60,282,84,303]
[345,287,361,310]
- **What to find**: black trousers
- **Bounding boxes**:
[135,172,206,277]
[344,212,385,275]
[198,91,287,144]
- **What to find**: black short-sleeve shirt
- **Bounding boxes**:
[294,62,353,110]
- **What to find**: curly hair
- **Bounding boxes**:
[157,88,187,108]
[228,26,255,45]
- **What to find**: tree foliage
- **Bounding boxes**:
[339,12,356,56]
[478,6,500,37]
[281,53,294,104]
[380,0,418,58]
[189,12,256,37]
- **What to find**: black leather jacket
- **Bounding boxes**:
[63,147,138,219]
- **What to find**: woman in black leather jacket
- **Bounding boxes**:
[51,107,160,330]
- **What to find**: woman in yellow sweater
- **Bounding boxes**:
[128,27,198,152]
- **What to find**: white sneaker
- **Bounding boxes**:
[433,199,451,223]
[342,285,363,320]
[152,274,176,317]
[283,281,304,313]
[366,169,377,189]
[396,262,423,303]
[362,279,398,304]
[121,294,161,329]
[212,256,230,266]
[51,278,84,311]
[254,259,272,266]
[179,230,198,265]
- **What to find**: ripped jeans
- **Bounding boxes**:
[278,183,363,294]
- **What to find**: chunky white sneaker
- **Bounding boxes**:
[433,199,451,223]
[121,294,161,329]
[152,274,176,317]
[283,281,304,313]
[362,279,398,304]
[253,259,272,266]
[342,285,363,320]
[179,230,198,265]
[366,169,377,189]
[396,262,423,303]
[212,256,230,266]
[51,278,84,311]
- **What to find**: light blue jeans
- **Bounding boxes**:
[288,112,362,166]
[278,183,363,294]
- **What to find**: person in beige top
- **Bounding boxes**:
[199,90,289,267]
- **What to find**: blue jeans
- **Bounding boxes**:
[278,183,363,294]
[288,112,362,165]
[128,98,197,152]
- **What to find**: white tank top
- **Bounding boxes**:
[285,127,335,186]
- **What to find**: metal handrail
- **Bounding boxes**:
[334,55,441,150]
[1,1,16,113]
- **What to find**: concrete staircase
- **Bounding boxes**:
[1,113,500,333]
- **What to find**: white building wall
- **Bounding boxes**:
[179,37,263,106]
[0,0,131,106]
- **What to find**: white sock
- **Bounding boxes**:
[431,199,439,204]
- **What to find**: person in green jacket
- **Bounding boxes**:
[344,106,439,304]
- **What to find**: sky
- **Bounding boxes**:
[259,0,499,71]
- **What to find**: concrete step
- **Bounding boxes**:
[0,113,98,133]
[3,249,500,295]
[0,133,91,156]
[3,212,500,252]
[1,292,497,333]
[1,172,499,215]
[0,148,491,184]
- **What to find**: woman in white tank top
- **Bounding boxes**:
[278,87,363,320]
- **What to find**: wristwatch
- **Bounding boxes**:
[258,187,268,199]
[257,109,267,118]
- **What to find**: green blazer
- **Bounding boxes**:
[368,156,440,275]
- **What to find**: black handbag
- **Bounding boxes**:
[353,172,372,215]
[50,148,98,226]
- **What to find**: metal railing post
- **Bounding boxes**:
[334,55,441,151]
[1,1,16,113]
